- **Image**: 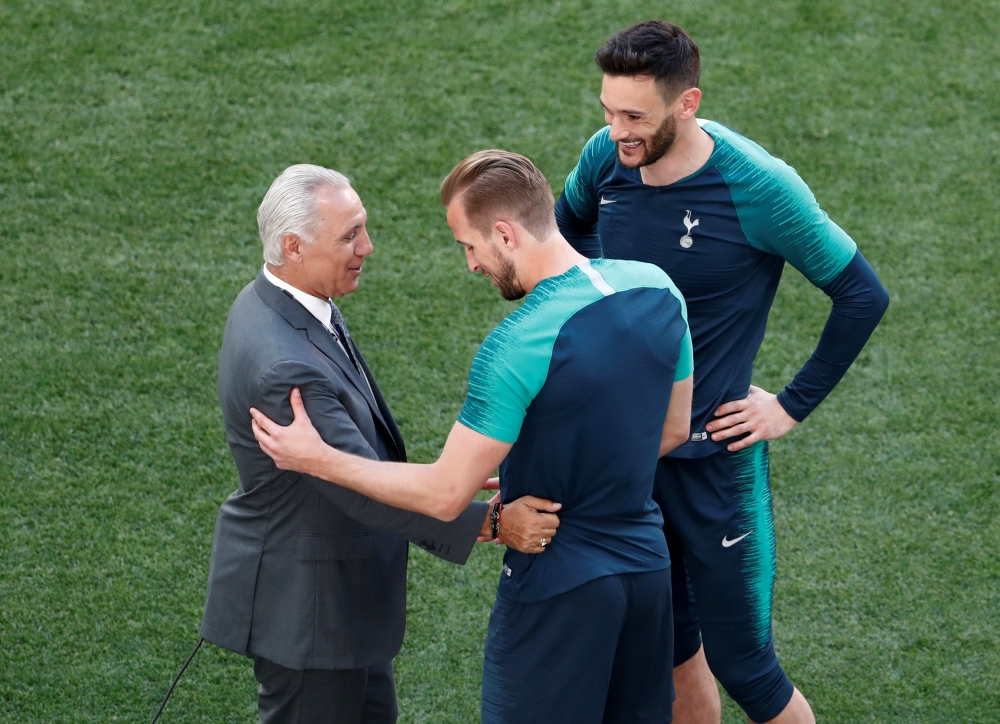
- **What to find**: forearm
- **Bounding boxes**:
[309,446,475,522]
[659,432,687,458]
[660,374,693,456]
[252,394,510,524]
[778,251,890,421]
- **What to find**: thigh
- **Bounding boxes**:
[603,568,674,724]
[658,443,777,647]
[481,576,628,724]
[658,442,793,721]
[253,655,367,724]
[654,468,702,667]
[360,661,398,724]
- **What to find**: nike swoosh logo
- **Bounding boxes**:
[600,195,616,205]
[722,531,753,548]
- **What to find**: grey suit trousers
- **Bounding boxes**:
[254,655,397,724]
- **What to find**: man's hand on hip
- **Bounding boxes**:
[706,385,798,452]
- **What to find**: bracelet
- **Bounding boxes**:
[489,501,501,540]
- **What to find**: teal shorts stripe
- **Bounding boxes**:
[733,440,777,649]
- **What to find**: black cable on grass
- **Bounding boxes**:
[149,637,204,724]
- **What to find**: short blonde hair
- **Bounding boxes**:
[440,150,556,240]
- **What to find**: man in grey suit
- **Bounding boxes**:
[201,164,561,724]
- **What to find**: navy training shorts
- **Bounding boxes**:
[654,441,795,723]
[481,568,674,724]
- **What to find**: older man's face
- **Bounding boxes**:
[300,186,373,298]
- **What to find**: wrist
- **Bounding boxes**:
[314,444,340,480]
[489,501,502,540]
[775,389,806,424]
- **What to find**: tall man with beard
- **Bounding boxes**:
[555,21,890,724]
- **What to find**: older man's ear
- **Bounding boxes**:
[280,232,304,263]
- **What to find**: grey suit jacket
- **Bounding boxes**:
[201,272,487,670]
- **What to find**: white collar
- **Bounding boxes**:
[262,265,333,332]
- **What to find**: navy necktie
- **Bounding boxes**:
[329,302,362,374]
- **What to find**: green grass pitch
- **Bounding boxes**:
[1,0,997,721]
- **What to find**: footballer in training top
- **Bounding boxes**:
[458,258,692,603]
[556,120,888,459]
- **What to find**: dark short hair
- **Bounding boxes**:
[440,150,556,240]
[595,21,701,102]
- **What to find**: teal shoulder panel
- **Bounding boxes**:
[458,267,604,443]
[703,121,857,287]
[562,126,617,223]
[675,329,693,382]
[593,258,688,321]
[591,259,692,381]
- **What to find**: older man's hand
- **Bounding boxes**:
[495,496,561,554]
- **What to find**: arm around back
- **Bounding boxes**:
[252,383,512,524]
[255,360,487,565]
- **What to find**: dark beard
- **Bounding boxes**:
[490,248,525,301]
[618,113,678,168]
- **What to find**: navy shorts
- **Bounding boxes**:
[481,569,674,724]
[654,441,794,723]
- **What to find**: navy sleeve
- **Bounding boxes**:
[555,126,617,260]
[555,192,602,259]
[776,251,890,422]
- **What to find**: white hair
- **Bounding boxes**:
[257,164,351,265]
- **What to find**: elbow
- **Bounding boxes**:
[874,282,890,318]
[554,192,577,231]
[429,497,465,523]
[660,425,690,457]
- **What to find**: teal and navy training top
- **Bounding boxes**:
[459,259,692,603]
[556,121,889,458]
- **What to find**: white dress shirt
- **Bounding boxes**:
[262,265,375,397]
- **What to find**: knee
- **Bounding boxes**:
[672,648,721,724]
[704,649,792,723]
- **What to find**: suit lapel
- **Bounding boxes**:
[353,346,407,461]
[253,274,396,450]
